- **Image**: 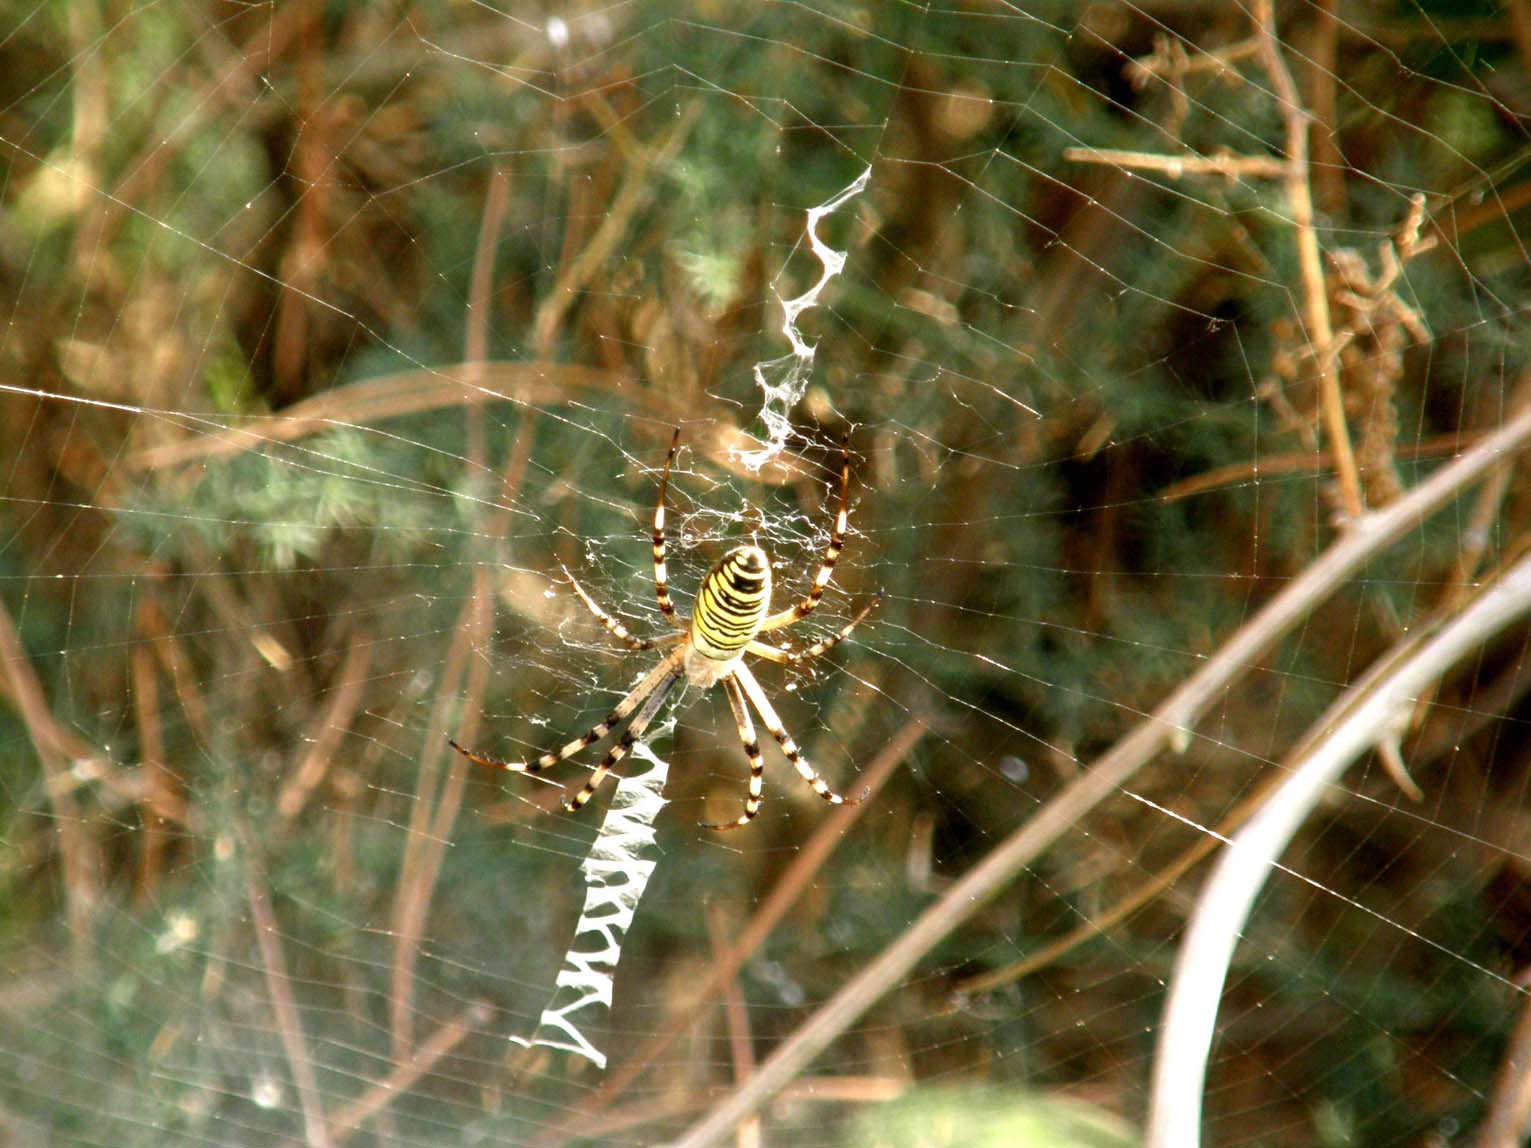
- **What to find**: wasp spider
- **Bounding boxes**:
[449,430,881,830]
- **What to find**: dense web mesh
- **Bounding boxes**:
[4,3,1531,1146]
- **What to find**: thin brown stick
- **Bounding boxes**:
[331,999,493,1143]
[569,1075,908,1144]
[388,678,464,1057]
[387,172,515,1061]
[427,570,493,851]
[547,718,925,1143]
[1156,428,1477,503]
[0,597,100,962]
[1444,374,1531,606]
[1307,0,1346,215]
[530,104,700,357]
[387,573,494,1055]
[1254,0,1363,520]
[120,363,666,473]
[468,171,511,368]
[129,636,167,900]
[1476,981,1531,1148]
[272,0,328,400]
[958,837,1214,997]
[1401,386,1531,741]
[1061,147,1286,180]
[1432,179,1531,250]
[421,167,518,970]
[707,907,761,1148]
[389,173,523,1062]
[277,633,373,823]
[667,400,1531,1148]
[138,597,211,742]
[464,167,511,468]
[1508,0,1531,77]
[389,446,474,1047]
[242,822,332,1148]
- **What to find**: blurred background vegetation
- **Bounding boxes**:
[3,2,1531,1146]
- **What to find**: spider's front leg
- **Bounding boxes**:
[651,428,686,631]
[562,565,683,653]
[559,667,683,813]
[759,438,855,633]
[746,589,883,669]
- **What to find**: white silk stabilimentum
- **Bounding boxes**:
[510,742,670,1068]
[739,166,872,471]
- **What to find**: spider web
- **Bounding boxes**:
[3,4,1531,1148]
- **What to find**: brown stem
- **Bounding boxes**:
[276,633,373,823]
[1476,963,1531,1147]
[129,634,167,900]
[707,907,761,1148]
[1062,147,1286,179]
[390,171,522,1060]
[119,363,676,474]
[464,168,511,468]
[331,999,493,1143]
[1307,0,1346,215]
[1254,0,1363,520]
[242,823,332,1148]
[0,597,100,963]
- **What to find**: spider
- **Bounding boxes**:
[449,429,881,830]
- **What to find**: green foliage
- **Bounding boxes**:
[128,429,441,570]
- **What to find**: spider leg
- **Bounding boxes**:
[760,438,852,633]
[449,649,682,774]
[652,428,687,631]
[701,675,765,830]
[746,589,883,667]
[562,565,683,652]
[562,665,683,813]
[733,663,865,809]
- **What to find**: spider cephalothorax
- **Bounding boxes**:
[449,430,880,830]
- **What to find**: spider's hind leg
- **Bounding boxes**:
[449,649,682,779]
[701,675,766,831]
[733,663,865,809]
[561,667,682,812]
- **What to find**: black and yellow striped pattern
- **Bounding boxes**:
[702,678,765,829]
[449,429,879,831]
[761,442,850,632]
[448,653,681,776]
[689,544,772,662]
[651,428,681,626]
